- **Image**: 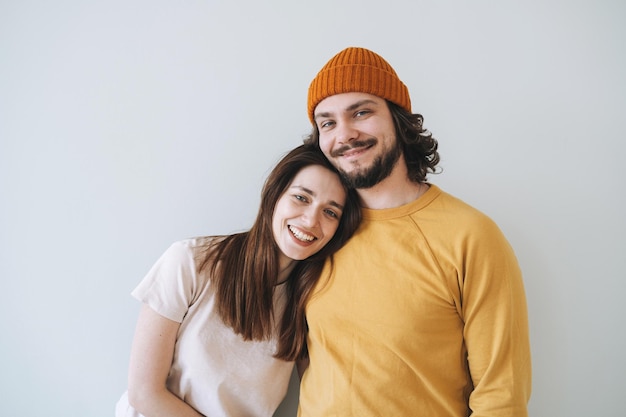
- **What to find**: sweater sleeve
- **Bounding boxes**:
[460,217,531,417]
[460,216,532,417]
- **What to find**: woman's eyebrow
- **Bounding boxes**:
[290,185,314,195]
[290,185,344,210]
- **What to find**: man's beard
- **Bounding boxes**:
[338,140,402,189]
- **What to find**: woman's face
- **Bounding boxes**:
[272,164,347,271]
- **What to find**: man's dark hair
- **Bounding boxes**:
[387,101,440,183]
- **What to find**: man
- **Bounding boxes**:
[298,47,532,416]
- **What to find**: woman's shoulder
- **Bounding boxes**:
[149,236,227,275]
[171,235,228,254]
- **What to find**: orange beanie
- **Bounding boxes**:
[307,47,411,124]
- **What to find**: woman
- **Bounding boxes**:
[116,143,361,417]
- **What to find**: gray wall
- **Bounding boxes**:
[1,1,624,416]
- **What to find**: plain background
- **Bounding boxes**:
[1,1,625,416]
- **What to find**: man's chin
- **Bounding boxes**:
[340,171,378,189]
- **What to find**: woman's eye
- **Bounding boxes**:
[294,195,308,203]
[324,209,339,219]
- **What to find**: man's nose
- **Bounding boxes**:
[336,122,358,144]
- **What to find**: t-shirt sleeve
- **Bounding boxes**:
[131,240,199,323]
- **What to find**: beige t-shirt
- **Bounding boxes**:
[116,237,294,417]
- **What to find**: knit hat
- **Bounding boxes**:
[307,47,411,123]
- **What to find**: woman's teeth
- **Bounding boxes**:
[289,225,315,242]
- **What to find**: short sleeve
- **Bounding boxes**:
[131,240,199,322]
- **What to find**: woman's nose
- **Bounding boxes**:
[301,208,321,227]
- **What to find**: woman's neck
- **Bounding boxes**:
[276,257,295,285]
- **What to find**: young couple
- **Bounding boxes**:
[117,47,532,417]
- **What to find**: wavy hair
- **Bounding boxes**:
[304,100,441,183]
[199,143,361,361]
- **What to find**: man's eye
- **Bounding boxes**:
[355,110,369,118]
[320,120,334,129]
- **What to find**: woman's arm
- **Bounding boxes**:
[127,304,204,417]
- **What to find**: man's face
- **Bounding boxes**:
[313,92,401,189]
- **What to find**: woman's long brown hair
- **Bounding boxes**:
[198,143,361,361]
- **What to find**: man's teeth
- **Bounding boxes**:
[289,226,315,242]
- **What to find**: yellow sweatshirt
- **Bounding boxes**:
[298,185,531,417]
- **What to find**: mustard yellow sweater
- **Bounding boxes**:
[298,185,531,417]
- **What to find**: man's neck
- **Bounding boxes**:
[357,164,428,210]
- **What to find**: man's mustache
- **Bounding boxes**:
[330,138,377,158]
